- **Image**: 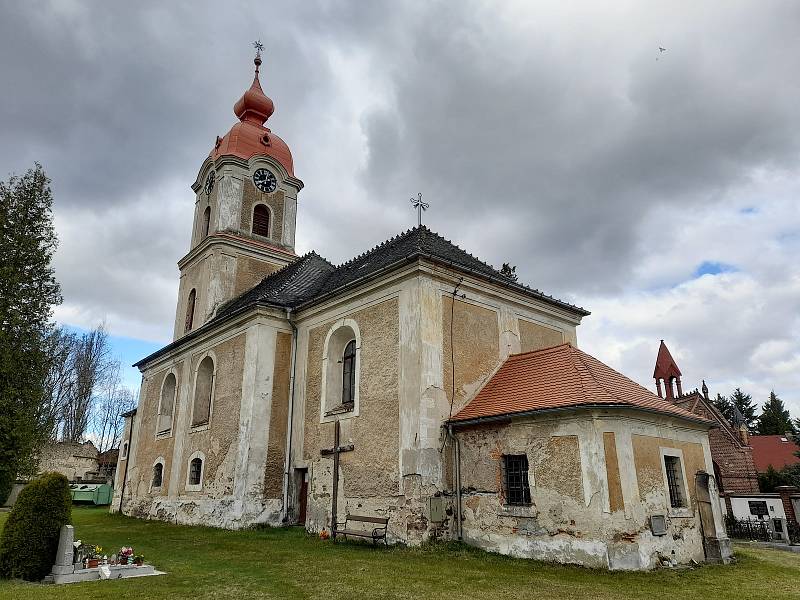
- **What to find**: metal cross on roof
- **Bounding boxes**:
[410,192,429,227]
[253,40,264,57]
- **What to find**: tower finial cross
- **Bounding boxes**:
[253,40,264,57]
[410,192,429,227]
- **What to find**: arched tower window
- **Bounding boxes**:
[192,356,215,427]
[158,372,177,434]
[186,451,205,491]
[252,204,270,237]
[152,462,163,488]
[189,458,202,485]
[184,289,196,333]
[202,206,211,238]
[342,340,356,407]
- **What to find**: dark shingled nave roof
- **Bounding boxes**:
[135,226,588,367]
[215,226,589,320]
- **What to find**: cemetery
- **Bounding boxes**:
[2,506,800,599]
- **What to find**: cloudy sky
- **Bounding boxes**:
[2,1,799,418]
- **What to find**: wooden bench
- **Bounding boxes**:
[333,515,389,545]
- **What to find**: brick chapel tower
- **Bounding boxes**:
[172,48,304,340]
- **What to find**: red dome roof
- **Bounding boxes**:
[211,54,294,176]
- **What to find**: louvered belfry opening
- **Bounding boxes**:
[253,204,270,237]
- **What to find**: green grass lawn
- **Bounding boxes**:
[1,507,799,599]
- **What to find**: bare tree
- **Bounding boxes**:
[92,362,135,452]
[40,326,78,440]
[61,325,112,442]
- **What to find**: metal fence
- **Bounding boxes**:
[725,516,772,541]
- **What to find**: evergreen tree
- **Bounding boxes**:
[756,391,796,435]
[729,388,757,431]
[0,165,62,504]
[712,393,734,422]
[758,465,787,493]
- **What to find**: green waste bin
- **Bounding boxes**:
[69,483,113,505]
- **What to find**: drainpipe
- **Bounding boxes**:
[118,414,135,514]
[448,424,463,540]
[281,308,299,523]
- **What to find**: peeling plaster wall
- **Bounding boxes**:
[456,411,727,570]
[240,180,284,243]
[442,297,499,416]
[118,324,290,528]
[301,298,404,538]
[234,255,279,298]
[518,318,564,354]
[264,331,291,499]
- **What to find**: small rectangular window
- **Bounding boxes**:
[663,455,686,508]
[503,454,531,505]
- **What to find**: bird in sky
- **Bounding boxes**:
[659,47,667,52]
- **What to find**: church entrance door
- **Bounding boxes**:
[296,469,308,525]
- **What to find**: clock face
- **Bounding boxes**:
[204,171,215,195]
[253,168,277,193]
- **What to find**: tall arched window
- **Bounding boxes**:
[152,462,163,488]
[158,373,176,434]
[321,320,360,418]
[202,206,211,237]
[252,204,270,237]
[192,356,214,427]
[342,340,356,407]
[184,289,196,333]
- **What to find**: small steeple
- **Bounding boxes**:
[653,340,683,400]
[701,379,709,400]
[233,41,275,125]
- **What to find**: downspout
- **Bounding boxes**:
[281,308,299,522]
[448,424,463,541]
[118,414,135,514]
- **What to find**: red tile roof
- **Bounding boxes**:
[450,343,711,425]
[749,435,800,472]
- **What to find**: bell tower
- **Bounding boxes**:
[653,340,683,400]
[173,47,304,340]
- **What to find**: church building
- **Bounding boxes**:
[112,51,732,570]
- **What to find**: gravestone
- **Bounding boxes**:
[52,525,75,575]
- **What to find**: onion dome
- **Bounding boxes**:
[211,53,294,176]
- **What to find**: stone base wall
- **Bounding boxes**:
[120,494,284,529]
[459,490,706,570]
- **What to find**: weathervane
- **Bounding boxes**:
[253,40,264,58]
[410,192,429,227]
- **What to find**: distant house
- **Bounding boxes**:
[750,435,800,473]
[36,442,118,485]
[38,441,99,481]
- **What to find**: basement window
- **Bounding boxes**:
[503,454,531,506]
[664,455,686,509]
